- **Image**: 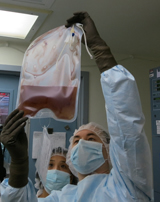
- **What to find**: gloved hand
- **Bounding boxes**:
[65,12,117,73]
[0,109,29,188]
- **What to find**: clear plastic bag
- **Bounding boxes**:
[16,25,83,122]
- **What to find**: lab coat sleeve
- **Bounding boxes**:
[1,178,37,202]
[101,65,153,199]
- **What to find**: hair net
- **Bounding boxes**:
[51,147,68,158]
[35,146,68,192]
[66,122,111,177]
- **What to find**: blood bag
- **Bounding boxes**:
[16,25,83,122]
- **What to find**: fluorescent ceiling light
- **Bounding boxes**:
[0,10,38,39]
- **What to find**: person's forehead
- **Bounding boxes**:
[50,155,66,162]
[74,129,96,137]
[74,129,102,142]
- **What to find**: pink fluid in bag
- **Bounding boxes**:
[18,85,77,120]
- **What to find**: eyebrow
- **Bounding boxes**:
[49,160,66,163]
[87,133,97,137]
[73,135,80,139]
[73,133,97,140]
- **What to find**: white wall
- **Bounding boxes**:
[0,43,27,66]
[0,45,159,149]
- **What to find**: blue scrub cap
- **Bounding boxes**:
[66,122,111,177]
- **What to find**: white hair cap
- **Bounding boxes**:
[66,122,111,177]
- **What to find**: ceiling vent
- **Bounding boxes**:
[0,0,56,10]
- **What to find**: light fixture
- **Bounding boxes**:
[0,10,38,39]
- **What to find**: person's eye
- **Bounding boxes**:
[61,164,67,169]
[48,162,54,168]
[88,137,95,141]
[73,139,79,145]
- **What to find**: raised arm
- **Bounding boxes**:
[0,109,28,188]
[0,109,37,201]
[66,12,153,200]
[100,66,153,200]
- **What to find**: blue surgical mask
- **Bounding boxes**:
[43,170,70,194]
[71,139,105,174]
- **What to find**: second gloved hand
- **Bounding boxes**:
[0,109,29,188]
[65,12,117,73]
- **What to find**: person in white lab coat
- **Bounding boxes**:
[0,11,153,202]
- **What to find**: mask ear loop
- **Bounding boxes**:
[91,144,109,175]
[102,143,111,173]
[77,140,109,175]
